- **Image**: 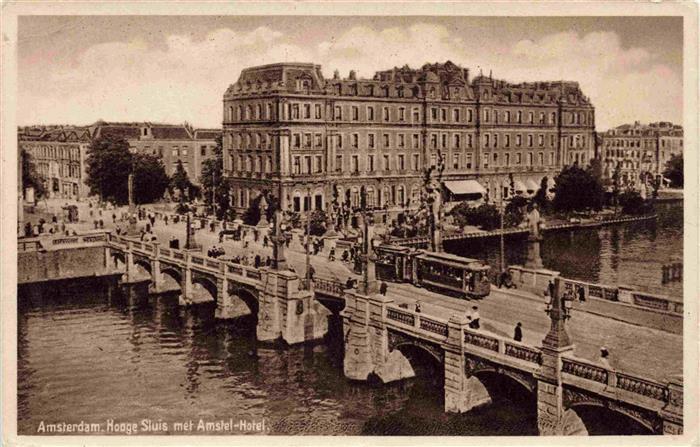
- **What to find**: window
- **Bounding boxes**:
[441,108,447,121]
[452,154,460,169]
[527,135,533,147]
[430,154,437,168]
[352,106,359,121]
[337,134,343,149]
[368,134,375,149]
[399,107,406,121]
[383,154,390,170]
[528,152,533,165]
[304,133,312,148]
[538,152,544,166]
[431,108,438,120]
[413,154,420,170]
[467,109,473,122]
[516,153,522,164]
[398,134,405,148]
[484,134,490,148]
[467,134,473,148]
[494,134,499,148]
[550,135,555,146]
[352,134,359,148]
[505,135,511,148]
[538,135,544,147]
[550,112,556,124]
[368,154,375,171]
[172,149,178,157]
[305,156,312,173]
[413,134,420,148]
[293,156,301,174]
[334,106,342,120]
[351,155,359,173]
[335,155,343,172]
[441,134,447,148]
[539,112,545,124]
[482,153,489,169]
[453,109,460,122]
[493,153,499,166]
[516,135,522,147]
[466,154,473,169]
[383,107,390,121]
[315,104,322,119]
[549,152,554,165]
[505,111,511,123]
[315,134,323,147]
[454,134,461,148]
[413,108,420,122]
[398,154,405,170]
[292,104,300,119]
[200,146,207,156]
[383,134,390,147]
[304,104,311,119]
[484,109,490,123]
[367,106,375,121]
[431,134,437,148]
[505,153,510,166]
[528,112,534,124]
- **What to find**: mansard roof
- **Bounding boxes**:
[193,129,221,140]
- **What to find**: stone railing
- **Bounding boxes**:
[312,278,346,298]
[419,316,449,337]
[386,307,416,327]
[561,356,673,404]
[464,329,500,352]
[18,231,111,252]
[504,342,543,364]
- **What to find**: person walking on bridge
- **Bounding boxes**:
[599,347,612,370]
[513,322,523,342]
[468,306,480,329]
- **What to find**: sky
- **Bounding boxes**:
[17,16,683,130]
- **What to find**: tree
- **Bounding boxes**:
[586,157,604,185]
[663,154,683,188]
[611,162,622,209]
[132,153,169,204]
[450,203,500,230]
[619,190,653,215]
[504,195,529,227]
[21,149,46,200]
[553,164,605,213]
[85,135,133,204]
[532,176,550,212]
[200,134,231,219]
[170,160,194,201]
[307,209,327,236]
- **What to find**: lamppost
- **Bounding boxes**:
[304,185,312,289]
[499,197,505,274]
[543,277,573,349]
[357,187,377,295]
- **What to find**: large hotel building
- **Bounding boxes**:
[222,61,596,216]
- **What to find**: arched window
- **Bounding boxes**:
[238,106,244,120]
[397,185,405,206]
[257,104,263,120]
[228,106,234,122]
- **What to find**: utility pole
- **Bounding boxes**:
[305,185,312,289]
[500,198,505,274]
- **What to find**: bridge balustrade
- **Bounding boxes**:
[464,329,500,352]
[504,342,542,364]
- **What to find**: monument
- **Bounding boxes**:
[524,204,544,269]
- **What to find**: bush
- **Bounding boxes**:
[450,203,500,230]
[504,195,528,227]
[619,190,654,215]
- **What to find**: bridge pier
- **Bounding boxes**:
[178,260,193,306]
[444,315,491,413]
[341,290,414,383]
[660,376,683,434]
[215,276,253,320]
[256,269,329,344]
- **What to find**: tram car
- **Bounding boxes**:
[413,251,491,299]
[373,245,491,299]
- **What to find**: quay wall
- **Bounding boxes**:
[18,246,109,284]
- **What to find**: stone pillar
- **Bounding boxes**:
[342,289,413,383]
[256,268,329,344]
[179,257,192,306]
[151,242,162,291]
[125,241,135,282]
[660,376,683,434]
[103,245,111,271]
[444,315,491,412]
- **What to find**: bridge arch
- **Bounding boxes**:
[134,259,152,278]
[160,267,182,291]
[191,275,218,303]
[230,286,259,320]
[566,401,656,435]
[110,252,126,271]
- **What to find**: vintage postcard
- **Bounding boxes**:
[1,2,697,446]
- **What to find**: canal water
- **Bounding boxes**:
[445,201,683,298]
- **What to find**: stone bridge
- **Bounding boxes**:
[23,232,684,436]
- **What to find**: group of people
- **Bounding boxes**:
[207,245,226,258]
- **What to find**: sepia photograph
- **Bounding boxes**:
[2,2,697,444]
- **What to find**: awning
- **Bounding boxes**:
[525,179,539,192]
[444,180,486,196]
[514,180,527,193]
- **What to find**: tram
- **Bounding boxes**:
[374,245,491,299]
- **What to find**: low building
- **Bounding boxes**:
[600,121,683,186]
[18,126,92,199]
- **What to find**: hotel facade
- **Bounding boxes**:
[222,61,596,215]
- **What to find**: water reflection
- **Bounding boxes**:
[445,201,682,297]
[18,279,539,436]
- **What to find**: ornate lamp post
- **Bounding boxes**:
[542,277,573,349]
[271,208,288,271]
[499,198,506,274]
[357,187,378,295]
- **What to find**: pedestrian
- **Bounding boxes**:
[112,213,116,223]
[577,285,586,302]
[263,235,269,248]
[513,322,523,342]
[51,215,57,224]
[146,223,151,233]
[329,247,336,261]
[150,215,155,227]
[414,299,421,313]
[346,277,354,289]
[164,215,169,226]
[308,265,315,281]
[341,250,349,262]
[468,306,480,329]
[24,222,32,237]
[93,220,98,229]
[599,347,612,370]
[548,279,555,299]
[380,281,388,296]
[210,222,215,233]
[255,254,261,268]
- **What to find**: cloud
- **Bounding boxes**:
[19,23,681,130]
